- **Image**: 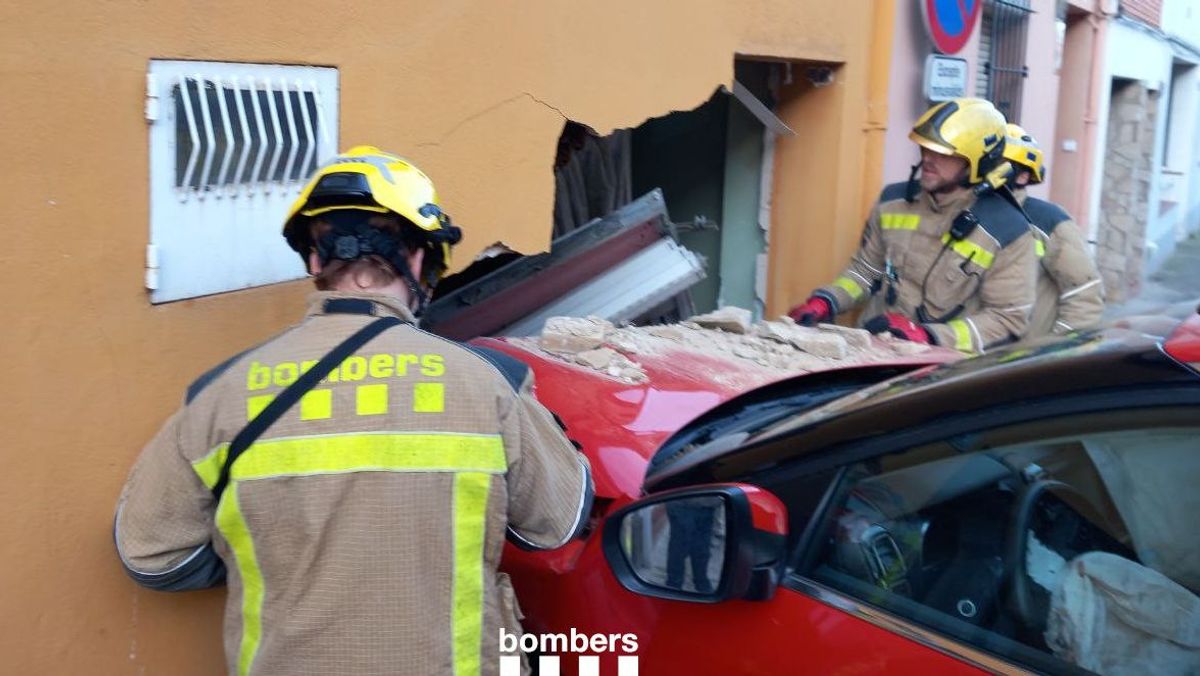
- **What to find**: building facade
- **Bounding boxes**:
[0,1,901,672]
[883,0,1062,204]
[1054,0,1200,301]
[884,0,1200,304]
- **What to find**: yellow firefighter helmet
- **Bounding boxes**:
[282,146,460,282]
[1002,123,1046,184]
[909,98,1009,185]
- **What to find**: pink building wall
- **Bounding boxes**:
[882,1,982,187]
[1019,0,1062,200]
[882,0,1059,201]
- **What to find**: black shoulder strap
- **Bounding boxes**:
[210,316,402,500]
[879,181,910,203]
[1022,197,1071,235]
[462,344,530,392]
[971,190,1031,247]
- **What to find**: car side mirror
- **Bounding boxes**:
[602,484,788,603]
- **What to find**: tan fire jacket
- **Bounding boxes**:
[114,291,592,676]
[815,183,1037,353]
[1014,189,1106,338]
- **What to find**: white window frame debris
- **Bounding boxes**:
[502,238,706,337]
[145,60,339,303]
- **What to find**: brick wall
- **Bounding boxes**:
[1122,0,1162,28]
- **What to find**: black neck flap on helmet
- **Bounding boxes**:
[313,209,461,317]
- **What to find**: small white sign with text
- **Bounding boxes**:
[924,54,969,102]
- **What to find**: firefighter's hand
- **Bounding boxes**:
[788,297,832,326]
[864,312,932,344]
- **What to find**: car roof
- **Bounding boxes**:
[646,322,1200,491]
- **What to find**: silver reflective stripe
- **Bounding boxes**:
[113,503,209,578]
[847,269,874,287]
[328,153,400,183]
[1059,279,1101,301]
[998,304,1033,313]
[856,257,884,276]
[558,457,593,546]
[966,318,984,354]
[506,456,592,550]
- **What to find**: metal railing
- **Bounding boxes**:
[980,0,1033,123]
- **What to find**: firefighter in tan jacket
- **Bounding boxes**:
[1003,124,1105,338]
[788,98,1038,354]
[114,146,592,676]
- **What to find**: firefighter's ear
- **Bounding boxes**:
[308,250,324,275]
[405,246,425,284]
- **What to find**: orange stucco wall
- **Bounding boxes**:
[0,1,893,672]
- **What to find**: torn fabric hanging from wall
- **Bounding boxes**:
[553,122,633,237]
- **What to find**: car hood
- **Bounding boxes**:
[472,334,957,499]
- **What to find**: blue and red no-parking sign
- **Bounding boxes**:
[921,0,982,55]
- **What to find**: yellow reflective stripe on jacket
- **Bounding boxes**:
[453,472,491,676]
[941,233,995,269]
[215,486,265,676]
[881,213,920,230]
[192,433,506,490]
[232,433,505,481]
[205,433,505,676]
[192,443,229,489]
[947,319,975,352]
[832,276,865,300]
[1035,239,1046,258]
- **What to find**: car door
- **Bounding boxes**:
[764,403,1200,675]
[588,467,993,676]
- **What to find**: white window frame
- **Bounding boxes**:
[146,60,339,303]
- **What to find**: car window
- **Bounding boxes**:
[798,422,1200,675]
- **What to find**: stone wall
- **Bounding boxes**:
[1097,79,1159,302]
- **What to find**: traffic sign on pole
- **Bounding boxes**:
[921,0,982,55]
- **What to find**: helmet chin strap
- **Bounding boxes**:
[314,212,431,316]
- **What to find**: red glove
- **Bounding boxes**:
[788,296,833,326]
[864,312,932,344]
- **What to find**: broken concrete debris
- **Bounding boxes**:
[520,310,930,383]
[688,306,753,334]
[538,316,613,354]
[572,347,647,382]
[815,322,873,350]
[754,320,848,359]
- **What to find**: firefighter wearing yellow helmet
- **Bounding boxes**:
[282,145,463,313]
[788,98,1038,353]
[1003,124,1105,338]
[115,146,593,675]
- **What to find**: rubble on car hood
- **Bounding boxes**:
[509,307,935,385]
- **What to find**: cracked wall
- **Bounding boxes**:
[0,0,895,672]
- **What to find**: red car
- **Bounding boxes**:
[479,313,1200,675]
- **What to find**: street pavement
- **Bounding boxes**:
[1105,230,1200,320]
